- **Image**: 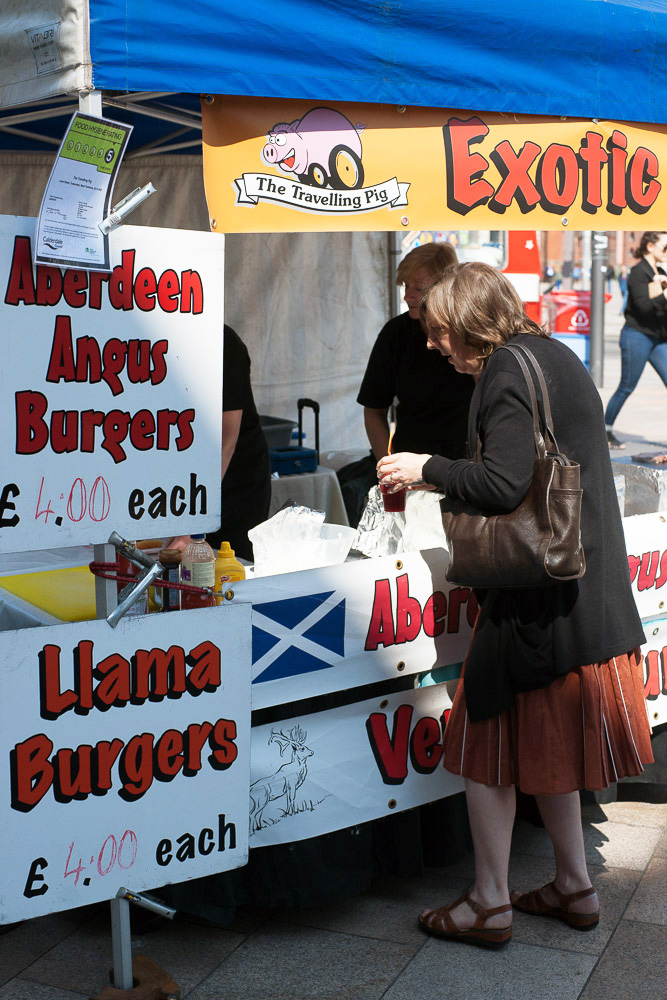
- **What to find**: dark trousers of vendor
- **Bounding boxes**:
[207,474,271,563]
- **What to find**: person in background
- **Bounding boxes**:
[605,263,615,294]
[357,242,475,463]
[604,232,667,449]
[617,264,629,314]
[169,324,271,561]
[377,262,652,949]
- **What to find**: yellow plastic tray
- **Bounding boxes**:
[0,566,97,622]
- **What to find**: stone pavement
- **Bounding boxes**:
[1,288,666,1000]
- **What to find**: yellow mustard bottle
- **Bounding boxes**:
[214,541,246,604]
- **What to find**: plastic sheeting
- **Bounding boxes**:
[87,0,667,125]
[224,231,390,452]
[0,0,89,108]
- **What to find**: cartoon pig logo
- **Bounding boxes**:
[262,107,366,189]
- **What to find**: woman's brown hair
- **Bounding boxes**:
[421,261,548,364]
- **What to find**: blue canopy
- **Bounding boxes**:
[88,0,667,124]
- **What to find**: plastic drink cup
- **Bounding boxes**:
[379,482,407,512]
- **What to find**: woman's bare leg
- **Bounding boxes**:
[531,791,598,914]
[421,777,515,929]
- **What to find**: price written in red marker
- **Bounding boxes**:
[64,829,138,887]
[35,475,111,526]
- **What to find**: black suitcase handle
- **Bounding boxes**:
[297,398,320,462]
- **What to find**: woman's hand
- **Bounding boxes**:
[376,452,434,491]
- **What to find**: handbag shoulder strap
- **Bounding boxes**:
[500,342,562,456]
[498,343,546,457]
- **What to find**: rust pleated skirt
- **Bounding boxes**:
[442,649,654,795]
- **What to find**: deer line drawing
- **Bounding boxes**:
[249,725,314,833]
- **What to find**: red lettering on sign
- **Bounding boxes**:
[488,140,541,213]
[3,236,204,313]
[628,147,661,211]
[443,117,494,214]
[366,706,450,785]
[441,120,661,218]
[643,648,667,700]
[366,705,413,784]
[10,716,237,811]
[39,639,221,719]
[578,132,607,212]
[365,574,475,650]
[395,574,422,643]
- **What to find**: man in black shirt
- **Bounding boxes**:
[357,243,475,461]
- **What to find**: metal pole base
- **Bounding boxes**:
[89,954,180,1000]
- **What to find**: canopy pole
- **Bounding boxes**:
[589,232,608,387]
[79,90,103,117]
[389,232,402,317]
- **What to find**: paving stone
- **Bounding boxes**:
[654,828,667,858]
[187,923,416,1000]
[624,857,667,924]
[270,871,470,945]
[382,938,596,1000]
[0,979,85,999]
[0,912,84,988]
[580,920,667,999]
[22,911,244,998]
[508,854,641,955]
[511,817,661,871]
[585,800,667,829]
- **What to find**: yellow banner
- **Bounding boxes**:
[202,96,667,234]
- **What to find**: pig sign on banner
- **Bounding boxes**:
[0,216,224,553]
[0,602,251,923]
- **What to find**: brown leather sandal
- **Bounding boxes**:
[418,892,512,949]
[511,882,599,931]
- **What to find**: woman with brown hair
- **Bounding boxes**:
[605,231,667,448]
[377,262,653,949]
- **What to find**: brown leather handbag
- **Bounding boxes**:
[440,343,586,588]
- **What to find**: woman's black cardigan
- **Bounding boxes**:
[624,256,667,340]
[423,333,645,722]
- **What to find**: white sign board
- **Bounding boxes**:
[249,683,462,848]
[236,549,477,710]
[0,216,224,553]
[623,512,667,619]
[0,603,251,923]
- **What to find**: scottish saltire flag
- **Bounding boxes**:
[252,591,346,684]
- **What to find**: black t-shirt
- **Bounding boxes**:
[357,312,475,458]
[222,325,270,497]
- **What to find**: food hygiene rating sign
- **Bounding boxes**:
[0,603,251,923]
[202,96,667,233]
[0,217,224,553]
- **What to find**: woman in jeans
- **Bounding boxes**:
[605,232,667,449]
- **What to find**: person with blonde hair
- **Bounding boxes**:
[377,262,652,949]
[357,241,474,463]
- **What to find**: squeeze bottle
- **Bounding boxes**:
[180,534,216,609]
[214,541,245,605]
[158,547,182,612]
